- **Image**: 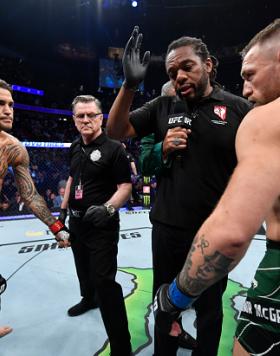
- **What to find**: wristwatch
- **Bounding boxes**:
[104,203,116,216]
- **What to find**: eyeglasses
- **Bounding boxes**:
[74,112,102,120]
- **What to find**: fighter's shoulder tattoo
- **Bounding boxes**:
[0,138,54,225]
[0,152,8,179]
[0,140,22,178]
[1,140,28,166]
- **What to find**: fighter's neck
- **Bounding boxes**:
[0,131,17,144]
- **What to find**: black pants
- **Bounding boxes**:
[152,221,228,356]
[69,217,131,355]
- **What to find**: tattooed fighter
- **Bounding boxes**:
[154,19,280,356]
[0,78,70,338]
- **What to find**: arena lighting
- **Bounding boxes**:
[13,102,109,118]
[14,103,72,116]
[22,142,71,148]
[101,0,140,9]
[12,84,44,96]
[0,213,59,221]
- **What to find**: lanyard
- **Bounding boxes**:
[78,145,90,185]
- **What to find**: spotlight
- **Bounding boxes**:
[131,1,138,8]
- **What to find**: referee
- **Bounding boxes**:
[60,95,132,356]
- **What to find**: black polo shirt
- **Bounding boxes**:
[68,132,131,210]
[130,87,252,229]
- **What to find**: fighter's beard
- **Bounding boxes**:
[0,125,12,133]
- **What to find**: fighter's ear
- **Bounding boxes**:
[99,114,104,125]
[205,57,213,74]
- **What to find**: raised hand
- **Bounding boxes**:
[122,26,150,90]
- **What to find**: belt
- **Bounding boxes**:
[69,209,86,218]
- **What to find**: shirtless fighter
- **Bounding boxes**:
[0,78,70,337]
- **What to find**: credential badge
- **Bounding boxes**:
[90,149,101,162]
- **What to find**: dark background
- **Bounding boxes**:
[0,0,278,104]
[0,0,279,214]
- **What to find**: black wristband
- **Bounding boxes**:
[122,81,139,92]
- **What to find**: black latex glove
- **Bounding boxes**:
[58,208,67,224]
[122,25,151,89]
[83,205,111,227]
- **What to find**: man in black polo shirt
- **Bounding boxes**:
[107,27,252,356]
[60,95,132,356]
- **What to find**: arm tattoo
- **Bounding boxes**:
[25,191,56,226]
[180,234,234,296]
[0,145,13,178]
[11,145,55,226]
